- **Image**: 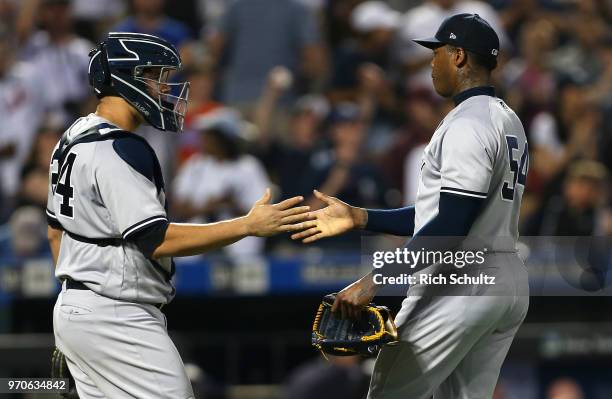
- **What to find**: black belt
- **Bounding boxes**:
[66,279,89,290]
[65,231,123,247]
[64,279,165,310]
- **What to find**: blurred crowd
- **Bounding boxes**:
[0,0,611,260]
[183,353,596,399]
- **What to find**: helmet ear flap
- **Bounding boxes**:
[88,42,115,97]
[100,44,112,86]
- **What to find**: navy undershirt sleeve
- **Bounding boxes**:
[128,221,169,258]
[414,192,484,237]
[365,207,415,236]
[403,192,485,273]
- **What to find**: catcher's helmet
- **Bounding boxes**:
[88,32,189,132]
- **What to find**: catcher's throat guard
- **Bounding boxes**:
[312,294,399,357]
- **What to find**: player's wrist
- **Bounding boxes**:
[237,215,254,237]
[350,207,368,230]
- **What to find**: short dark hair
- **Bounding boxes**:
[466,50,497,71]
[446,45,497,72]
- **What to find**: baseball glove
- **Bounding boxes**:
[51,347,79,399]
[311,294,398,357]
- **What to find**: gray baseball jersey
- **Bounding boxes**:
[414,88,528,251]
[369,88,530,399]
[46,113,175,304]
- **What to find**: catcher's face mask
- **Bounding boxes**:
[135,66,190,132]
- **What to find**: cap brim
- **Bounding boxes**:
[412,37,445,49]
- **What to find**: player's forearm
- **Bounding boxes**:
[47,226,62,266]
[152,219,250,258]
[359,271,380,297]
[365,207,415,236]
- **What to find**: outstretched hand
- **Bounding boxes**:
[246,188,317,237]
[291,190,366,243]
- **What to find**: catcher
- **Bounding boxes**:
[47,32,316,398]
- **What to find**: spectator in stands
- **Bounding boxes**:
[525,79,602,209]
[0,25,45,222]
[18,121,63,209]
[172,110,270,258]
[185,66,224,128]
[18,0,93,124]
[283,355,369,399]
[258,94,329,199]
[328,1,399,106]
[250,66,298,142]
[0,206,49,260]
[503,18,558,126]
[0,0,609,258]
[0,0,16,31]
[0,206,54,306]
[547,1,609,86]
[196,0,228,38]
[113,0,193,49]
[70,0,126,42]
[208,0,327,107]
[178,66,225,165]
[526,160,608,236]
[546,377,585,399]
[582,37,612,172]
[384,88,447,203]
[301,103,389,211]
[322,0,362,51]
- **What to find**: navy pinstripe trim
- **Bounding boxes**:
[46,208,58,220]
[440,187,488,199]
[122,215,168,239]
[46,208,63,229]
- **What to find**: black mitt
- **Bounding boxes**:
[51,347,79,399]
[312,294,399,357]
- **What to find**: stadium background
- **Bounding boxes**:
[0,0,611,398]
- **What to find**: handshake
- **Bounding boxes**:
[245,188,366,242]
[246,188,380,322]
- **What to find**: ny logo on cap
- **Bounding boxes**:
[491,49,498,56]
[449,33,457,39]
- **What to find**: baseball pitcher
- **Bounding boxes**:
[293,14,530,399]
